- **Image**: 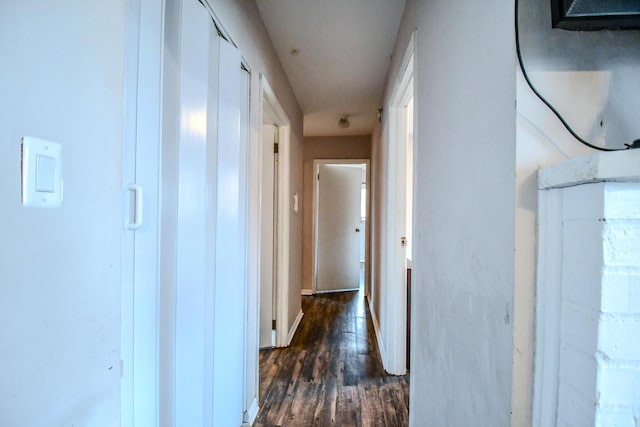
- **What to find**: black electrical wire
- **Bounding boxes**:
[514,0,630,152]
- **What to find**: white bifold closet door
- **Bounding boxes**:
[174,0,248,425]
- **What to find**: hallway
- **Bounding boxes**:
[255,292,409,426]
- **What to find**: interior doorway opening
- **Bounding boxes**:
[383,33,415,376]
[258,76,291,351]
[312,160,370,295]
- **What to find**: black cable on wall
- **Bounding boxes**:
[515,0,636,152]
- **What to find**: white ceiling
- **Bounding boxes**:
[255,0,406,137]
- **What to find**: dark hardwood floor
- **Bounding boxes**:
[255,291,409,427]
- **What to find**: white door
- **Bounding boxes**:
[316,164,363,292]
[259,124,277,348]
[173,0,247,425]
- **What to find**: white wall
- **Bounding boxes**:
[375,1,517,425]
[514,1,640,425]
[0,2,125,426]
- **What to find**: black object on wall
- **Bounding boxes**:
[551,0,640,30]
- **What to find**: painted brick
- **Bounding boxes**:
[598,319,640,360]
[597,365,640,407]
[601,268,640,314]
[596,409,640,427]
[546,180,640,427]
[604,183,640,220]
[603,221,640,267]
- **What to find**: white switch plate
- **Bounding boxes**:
[22,136,63,207]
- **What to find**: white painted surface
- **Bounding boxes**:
[301,136,372,294]
[286,309,305,346]
[539,149,640,189]
[205,1,304,417]
[259,79,294,349]
[255,0,405,136]
[0,1,125,425]
[260,124,277,348]
[535,153,640,427]
[381,40,414,376]
[316,164,363,292]
[121,0,164,424]
[212,39,246,427]
[21,137,63,208]
[174,1,219,422]
[238,67,254,427]
[514,1,640,424]
[158,1,182,423]
[378,1,516,425]
[171,1,247,425]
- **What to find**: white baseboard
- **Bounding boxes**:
[287,309,304,346]
[301,288,314,296]
[367,295,386,366]
[241,397,259,427]
[315,287,359,294]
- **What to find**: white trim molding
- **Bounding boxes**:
[287,310,305,346]
[368,296,386,367]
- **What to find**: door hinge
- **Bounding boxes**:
[317,172,320,181]
[272,319,276,330]
[274,142,279,154]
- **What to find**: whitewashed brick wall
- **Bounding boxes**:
[596,183,640,426]
[557,182,640,427]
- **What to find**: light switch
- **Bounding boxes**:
[22,136,63,208]
[36,154,56,192]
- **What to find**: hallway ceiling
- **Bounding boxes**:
[255,0,406,137]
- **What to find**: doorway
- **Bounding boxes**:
[258,77,291,349]
[312,160,370,294]
[259,123,279,348]
[384,34,415,375]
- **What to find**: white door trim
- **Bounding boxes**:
[259,76,291,348]
[384,32,415,375]
[312,159,370,295]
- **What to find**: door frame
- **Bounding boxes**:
[312,159,371,295]
[384,33,415,375]
[259,75,291,348]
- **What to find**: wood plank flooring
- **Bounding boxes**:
[255,291,409,427]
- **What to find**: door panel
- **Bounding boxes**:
[174,0,246,425]
[212,38,245,427]
[259,125,277,347]
[174,1,218,423]
[316,164,362,292]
